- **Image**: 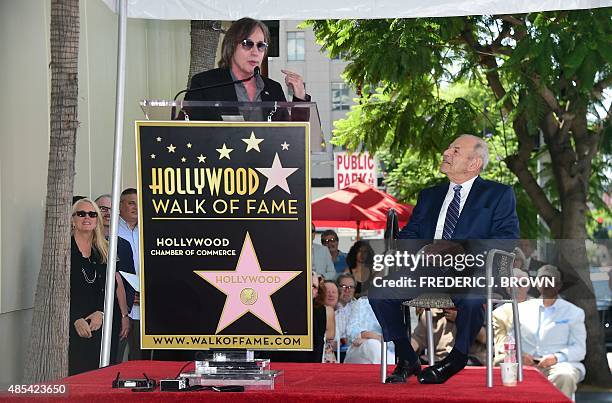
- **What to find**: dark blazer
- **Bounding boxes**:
[116,237,136,311]
[184,68,310,121]
[397,176,519,240]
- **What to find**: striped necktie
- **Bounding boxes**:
[442,185,462,240]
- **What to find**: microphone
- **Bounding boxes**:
[171,67,261,120]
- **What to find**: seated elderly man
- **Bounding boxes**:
[335,273,357,362]
[515,265,586,399]
[344,296,394,364]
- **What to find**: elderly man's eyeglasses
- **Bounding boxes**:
[339,285,355,290]
[241,39,268,52]
[322,237,338,245]
[99,206,111,212]
[74,211,98,218]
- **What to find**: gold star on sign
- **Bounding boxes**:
[181,157,187,163]
[242,131,264,152]
[216,144,233,160]
[197,154,207,163]
[167,144,176,153]
[187,143,192,148]
[150,154,156,159]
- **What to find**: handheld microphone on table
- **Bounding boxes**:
[171,66,261,120]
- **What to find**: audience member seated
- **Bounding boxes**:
[344,295,394,364]
[411,307,486,366]
[323,280,339,309]
[311,224,336,280]
[344,240,374,297]
[510,265,585,399]
[69,198,107,375]
[517,240,547,298]
[315,276,337,362]
[493,267,531,365]
[335,274,357,362]
[321,229,347,275]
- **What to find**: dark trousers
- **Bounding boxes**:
[128,319,149,360]
[369,296,485,357]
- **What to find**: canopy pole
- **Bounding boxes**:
[356,221,361,240]
[100,0,127,368]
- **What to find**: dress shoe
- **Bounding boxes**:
[418,351,468,384]
[385,359,422,384]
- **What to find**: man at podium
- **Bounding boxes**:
[185,17,310,121]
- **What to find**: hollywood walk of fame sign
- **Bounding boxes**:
[135,121,311,350]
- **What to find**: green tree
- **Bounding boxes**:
[311,10,611,385]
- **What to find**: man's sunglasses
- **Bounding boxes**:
[241,39,268,52]
[73,210,98,218]
[322,237,338,245]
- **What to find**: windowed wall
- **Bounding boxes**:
[331,82,351,111]
[287,31,305,61]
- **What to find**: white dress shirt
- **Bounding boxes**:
[336,300,356,339]
[434,175,478,239]
[118,217,140,320]
[518,297,586,379]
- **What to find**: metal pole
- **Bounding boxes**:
[380,341,387,383]
[486,253,494,387]
[426,309,435,366]
[486,296,494,387]
[100,0,128,367]
[511,287,524,382]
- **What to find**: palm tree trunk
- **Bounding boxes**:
[24,0,79,383]
[187,20,221,87]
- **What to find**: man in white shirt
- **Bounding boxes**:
[311,224,336,280]
[518,265,586,398]
[335,273,357,361]
[117,188,145,360]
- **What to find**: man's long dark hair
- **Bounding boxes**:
[219,17,270,69]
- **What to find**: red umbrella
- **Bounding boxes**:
[311,181,413,238]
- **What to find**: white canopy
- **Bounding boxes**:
[101,0,611,20]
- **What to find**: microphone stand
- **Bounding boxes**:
[171,67,260,120]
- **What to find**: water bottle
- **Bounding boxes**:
[501,332,518,386]
[503,333,516,363]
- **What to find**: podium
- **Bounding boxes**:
[133,100,320,389]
